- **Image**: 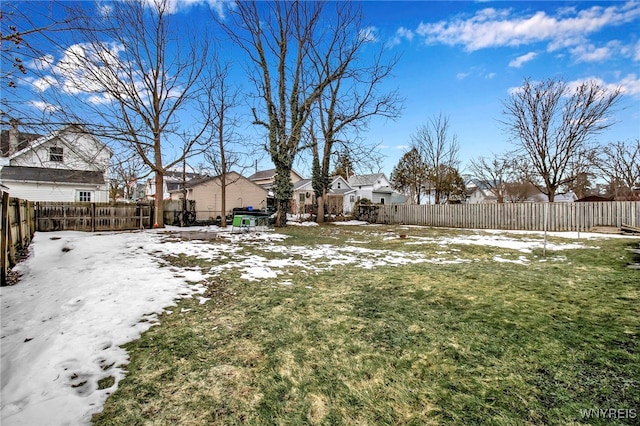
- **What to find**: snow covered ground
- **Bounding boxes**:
[0,224,634,425]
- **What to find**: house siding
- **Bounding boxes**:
[11,133,110,173]
[1,127,111,202]
[187,173,268,220]
[4,180,109,202]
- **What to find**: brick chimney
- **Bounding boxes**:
[8,119,20,155]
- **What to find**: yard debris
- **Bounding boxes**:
[621,223,640,235]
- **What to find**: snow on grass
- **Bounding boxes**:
[332,220,369,226]
[0,231,208,426]
[406,233,589,252]
[287,220,319,227]
[493,255,529,264]
[0,225,619,426]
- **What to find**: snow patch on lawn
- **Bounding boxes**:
[406,233,588,252]
[1,225,618,426]
[332,220,369,226]
[0,231,207,426]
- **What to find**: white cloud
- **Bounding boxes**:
[31,54,55,71]
[508,52,537,68]
[571,44,611,62]
[138,0,232,18]
[387,27,414,48]
[359,26,379,43]
[395,144,409,150]
[416,2,640,52]
[96,2,112,17]
[508,75,639,98]
[634,40,640,61]
[613,73,640,97]
[570,40,624,63]
[86,94,114,105]
[567,74,640,98]
[28,100,60,112]
[29,75,56,92]
[456,67,495,80]
[50,42,131,97]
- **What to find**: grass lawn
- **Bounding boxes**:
[92,225,639,425]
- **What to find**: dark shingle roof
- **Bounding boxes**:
[348,173,385,187]
[0,166,105,184]
[0,131,43,156]
[248,169,276,181]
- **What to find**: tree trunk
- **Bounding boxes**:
[275,198,288,227]
[220,172,227,227]
[316,191,325,223]
[547,189,555,202]
[273,166,293,227]
[154,170,164,227]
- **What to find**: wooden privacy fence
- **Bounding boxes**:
[1,193,36,286]
[35,202,152,232]
[359,201,640,232]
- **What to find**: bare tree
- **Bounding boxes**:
[504,180,540,202]
[202,61,247,226]
[468,153,519,203]
[19,0,216,226]
[109,151,146,202]
[502,77,622,202]
[1,2,81,95]
[220,1,358,226]
[411,113,460,204]
[596,139,640,200]
[309,9,403,222]
[1,1,92,139]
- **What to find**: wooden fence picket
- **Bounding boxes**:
[360,201,640,231]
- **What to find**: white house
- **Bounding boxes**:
[144,170,202,201]
[528,191,578,203]
[292,175,352,215]
[0,125,112,202]
[346,173,409,210]
[466,180,498,204]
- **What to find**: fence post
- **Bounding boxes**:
[1,192,8,286]
[91,203,96,232]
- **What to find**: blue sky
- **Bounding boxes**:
[7,0,640,178]
[356,1,640,175]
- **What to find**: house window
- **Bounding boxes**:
[350,195,355,202]
[78,191,92,202]
[337,182,341,189]
[380,197,385,204]
[299,193,305,203]
[49,146,64,162]
[357,195,361,201]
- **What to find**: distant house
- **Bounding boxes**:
[466,180,499,204]
[169,171,268,221]
[346,173,407,208]
[529,191,578,203]
[0,124,111,202]
[292,175,352,215]
[144,170,201,201]
[247,168,303,191]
